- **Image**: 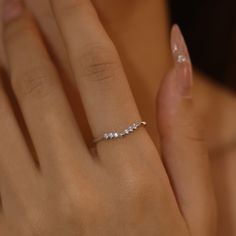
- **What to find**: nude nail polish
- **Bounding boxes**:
[170,24,193,98]
[2,0,23,22]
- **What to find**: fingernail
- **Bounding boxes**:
[170,24,193,98]
[2,0,23,22]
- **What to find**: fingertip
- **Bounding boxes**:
[170,24,193,98]
[157,24,195,135]
[170,24,191,63]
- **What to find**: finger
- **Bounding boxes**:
[50,0,145,154]
[22,0,92,144]
[156,25,217,236]
[0,77,37,196]
[2,1,90,173]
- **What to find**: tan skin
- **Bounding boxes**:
[0,0,234,235]
[14,0,236,233]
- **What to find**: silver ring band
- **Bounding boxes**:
[93,121,147,143]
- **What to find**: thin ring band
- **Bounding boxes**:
[93,121,147,143]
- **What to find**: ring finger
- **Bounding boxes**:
[50,0,151,159]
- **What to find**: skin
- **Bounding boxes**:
[20,0,236,233]
[0,0,234,234]
[0,0,217,235]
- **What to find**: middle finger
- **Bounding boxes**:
[2,2,91,173]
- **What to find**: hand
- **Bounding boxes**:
[0,0,216,235]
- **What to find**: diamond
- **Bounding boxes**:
[172,44,178,53]
[114,132,119,138]
[177,55,187,64]
[124,129,129,134]
[128,127,134,132]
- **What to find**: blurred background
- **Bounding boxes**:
[169,0,236,91]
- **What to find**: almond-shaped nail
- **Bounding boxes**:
[2,0,23,22]
[171,24,193,98]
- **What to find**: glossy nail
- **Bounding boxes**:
[2,0,23,22]
[171,24,193,98]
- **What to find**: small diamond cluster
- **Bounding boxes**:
[103,121,147,140]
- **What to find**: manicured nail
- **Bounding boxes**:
[171,24,193,98]
[2,0,23,22]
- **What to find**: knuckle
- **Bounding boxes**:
[184,123,205,144]
[178,114,205,144]
[56,185,103,235]
[120,167,161,203]
[58,188,81,217]
[11,64,56,100]
[57,183,99,220]
[119,170,172,218]
[185,134,205,143]
[75,44,122,85]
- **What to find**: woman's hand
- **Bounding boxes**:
[0,0,216,235]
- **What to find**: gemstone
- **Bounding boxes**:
[124,129,129,134]
[172,44,178,53]
[114,132,119,138]
[128,127,134,132]
[108,133,114,139]
[177,55,187,63]
[104,133,109,140]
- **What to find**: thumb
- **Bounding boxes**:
[156,25,217,236]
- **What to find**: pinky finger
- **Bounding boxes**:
[156,25,217,236]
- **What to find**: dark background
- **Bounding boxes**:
[169,0,236,91]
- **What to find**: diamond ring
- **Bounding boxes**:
[93,121,147,143]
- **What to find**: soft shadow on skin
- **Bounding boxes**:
[0,67,40,168]
[211,151,236,235]
[41,28,94,148]
[210,139,236,235]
